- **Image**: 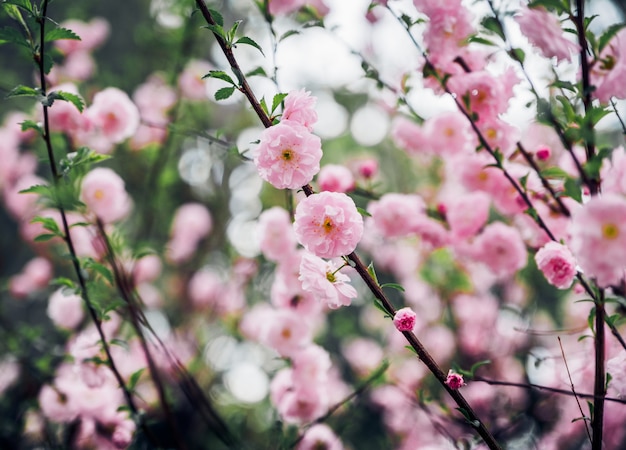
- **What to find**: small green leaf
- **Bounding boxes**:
[215,86,236,101]
[20,184,50,196]
[203,70,235,85]
[272,92,288,114]
[367,261,378,284]
[44,27,81,42]
[540,166,569,178]
[466,35,496,46]
[356,206,371,217]
[0,26,30,47]
[404,345,418,356]
[7,85,39,98]
[129,368,145,391]
[227,20,242,43]
[207,8,224,27]
[3,0,32,12]
[245,66,267,77]
[21,120,42,134]
[50,90,85,112]
[204,24,226,40]
[234,36,265,56]
[34,233,57,242]
[563,177,582,203]
[380,283,405,292]
[508,47,526,64]
[31,216,61,234]
[481,16,505,40]
[279,30,300,42]
[51,277,76,289]
[598,23,626,53]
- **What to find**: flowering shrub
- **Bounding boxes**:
[2,0,626,448]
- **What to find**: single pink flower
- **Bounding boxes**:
[393,307,417,332]
[80,167,131,224]
[293,191,363,258]
[445,370,466,390]
[282,89,318,131]
[297,424,344,450]
[570,194,626,287]
[47,288,84,329]
[178,59,212,101]
[55,18,110,55]
[515,6,580,63]
[299,251,357,309]
[317,164,355,193]
[591,28,626,103]
[534,241,577,289]
[355,158,378,179]
[446,191,490,240]
[422,110,475,156]
[254,121,322,190]
[166,203,212,263]
[391,116,429,155]
[84,87,140,146]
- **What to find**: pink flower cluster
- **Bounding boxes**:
[254,90,322,190]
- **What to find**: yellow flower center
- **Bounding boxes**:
[486,128,497,140]
[282,149,293,161]
[444,128,455,137]
[281,327,292,339]
[326,271,336,283]
[322,217,333,234]
[94,189,105,200]
[602,223,619,240]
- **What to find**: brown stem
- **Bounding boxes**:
[593,293,606,450]
[35,1,156,445]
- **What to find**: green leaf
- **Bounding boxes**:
[481,16,505,40]
[279,30,300,42]
[34,233,57,242]
[356,206,371,217]
[598,23,626,52]
[367,261,378,284]
[0,26,29,47]
[21,119,42,134]
[466,35,496,46]
[51,277,76,290]
[227,20,242,43]
[272,92,288,114]
[508,47,526,64]
[380,283,405,292]
[84,260,114,284]
[234,36,265,56]
[404,345,418,356]
[31,216,61,234]
[245,66,267,77]
[204,24,226,40]
[50,90,85,112]
[551,79,576,92]
[215,86,236,101]
[20,184,50,196]
[563,177,582,203]
[540,166,569,178]
[202,70,235,85]
[3,0,32,12]
[129,368,145,391]
[207,8,224,27]
[44,27,81,42]
[7,85,39,98]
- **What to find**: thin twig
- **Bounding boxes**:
[558,336,592,444]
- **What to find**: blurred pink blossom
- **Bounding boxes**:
[534,241,577,289]
[47,288,84,329]
[80,167,131,224]
[317,164,355,193]
[257,206,297,262]
[368,193,425,239]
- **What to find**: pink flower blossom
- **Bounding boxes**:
[187,267,224,310]
[81,87,140,149]
[355,158,378,179]
[9,257,53,299]
[393,307,417,332]
[257,206,297,262]
[254,121,322,190]
[262,308,312,357]
[445,191,490,240]
[47,288,84,329]
[516,6,580,63]
[297,424,344,450]
[80,167,131,224]
[178,59,212,100]
[293,191,363,258]
[473,222,528,279]
[167,203,212,263]
[422,110,475,156]
[299,251,357,309]
[55,18,110,55]
[391,116,429,155]
[368,193,425,239]
[445,370,466,390]
[570,193,626,287]
[591,29,626,103]
[317,164,355,193]
[282,89,318,131]
[534,242,577,289]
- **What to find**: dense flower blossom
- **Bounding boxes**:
[80,167,131,224]
[393,307,417,332]
[515,6,580,63]
[570,194,626,287]
[294,191,363,258]
[534,242,577,289]
[254,121,323,190]
[299,251,357,309]
[282,89,318,131]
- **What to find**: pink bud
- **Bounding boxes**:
[445,370,466,390]
[393,307,416,332]
[536,145,551,161]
